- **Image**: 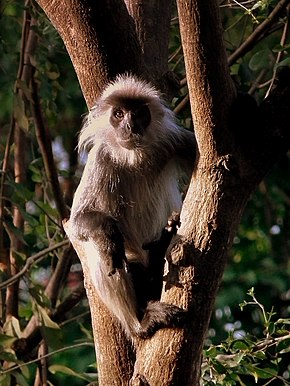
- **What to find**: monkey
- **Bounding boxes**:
[69,74,196,339]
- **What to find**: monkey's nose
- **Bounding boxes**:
[126,122,133,131]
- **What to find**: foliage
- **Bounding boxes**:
[0,0,289,385]
[203,289,290,385]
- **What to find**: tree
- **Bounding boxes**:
[0,0,290,385]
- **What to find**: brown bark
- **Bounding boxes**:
[63,223,135,384]
[124,0,178,96]
[35,0,144,108]
[34,1,176,384]
[130,1,290,385]
[5,4,38,319]
[34,0,290,385]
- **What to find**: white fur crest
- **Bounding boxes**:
[78,74,181,167]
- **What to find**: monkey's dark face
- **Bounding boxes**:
[108,97,151,149]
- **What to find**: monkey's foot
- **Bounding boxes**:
[137,300,187,338]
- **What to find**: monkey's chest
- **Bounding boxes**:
[106,173,181,246]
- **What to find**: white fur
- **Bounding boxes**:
[69,74,189,338]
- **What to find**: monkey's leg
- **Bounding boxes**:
[136,212,186,338]
[143,211,181,301]
[83,240,186,339]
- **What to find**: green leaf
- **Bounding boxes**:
[15,79,33,103]
[245,364,277,380]
[0,374,11,386]
[249,49,274,71]
[7,181,34,201]
[212,359,228,374]
[12,371,29,386]
[0,334,17,348]
[41,326,63,351]
[272,43,290,53]
[277,338,290,354]
[47,71,60,80]
[275,58,290,69]
[0,351,18,362]
[30,286,51,308]
[231,339,250,351]
[277,318,290,325]
[267,322,276,335]
[3,316,23,338]
[205,346,218,358]
[34,304,60,330]
[253,350,267,360]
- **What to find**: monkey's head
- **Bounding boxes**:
[79,74,179,162]
[106,95,151,150]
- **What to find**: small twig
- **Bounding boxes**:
[228,0,290,66]
[174,93,189,114]
[31,75,69,221]
[0,342,94,375]
[0,118,15,248]
[0,240,69,289]
[248,69,268,95]
[265,4,290,98]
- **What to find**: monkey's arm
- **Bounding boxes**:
[71,211,126,276]
[175,128,196,160]
[171,128,196,176]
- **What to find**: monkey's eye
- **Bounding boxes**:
[113,109,124,119]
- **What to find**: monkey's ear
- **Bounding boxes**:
[78,116,96,152]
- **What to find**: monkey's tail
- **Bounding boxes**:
[83,241,142,338]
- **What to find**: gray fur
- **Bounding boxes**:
[69,74,196,338]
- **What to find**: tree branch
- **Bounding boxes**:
[228,0,290,66]
[35,0,143,107]
[63,221,135,384]
[131,2,290,385]
[0,240,69,290]
[30,75,69,221]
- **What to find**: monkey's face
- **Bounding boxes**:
[108,98,151,150]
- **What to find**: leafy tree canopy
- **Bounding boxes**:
[0,1,289,385]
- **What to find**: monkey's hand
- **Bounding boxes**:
[98,218,127,276]
[71,211,127,276]
[143,211,180,254]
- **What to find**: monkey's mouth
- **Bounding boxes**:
[118,137,140,150]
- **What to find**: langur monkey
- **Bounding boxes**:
[69,74,196,339]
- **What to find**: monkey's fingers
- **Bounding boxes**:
[165,211,181,233]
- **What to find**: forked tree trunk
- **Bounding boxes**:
[36,0,177,384]
[36,1,290,385]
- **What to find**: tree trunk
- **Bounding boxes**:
[36,0,290,385]
[130,1,290,385]
[36,0,143,108]
[36,0,176,384]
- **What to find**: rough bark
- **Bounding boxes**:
[35,1,175,384]
[124,0,178,96]
[35,0,290,385]
[35,0,143,108]
[130,1,290,385]
[63,223,135,384]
